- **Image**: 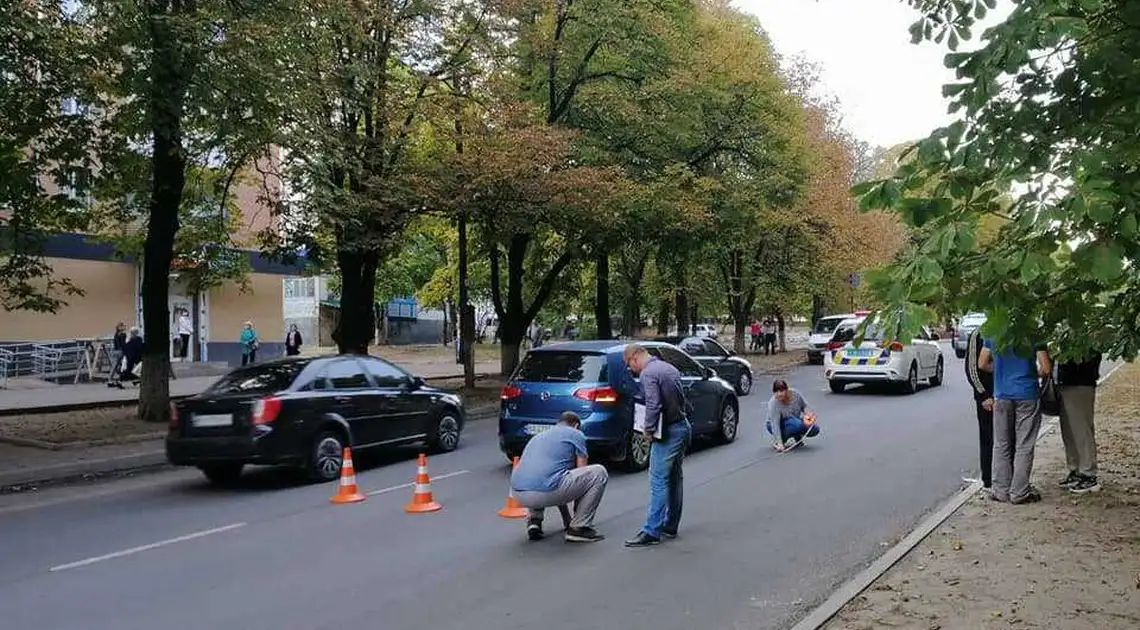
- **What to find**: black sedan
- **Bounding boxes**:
[654,336,755,396]
[167,354,466,485]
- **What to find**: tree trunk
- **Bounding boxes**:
[138,9,191,424]
[594,253,612,340]
[489,234,574,376]
[689,302,698,333]
[674,290,689,336]
[811,294,824,327]
[656,297,669,335]
[733,319,747,354]
[777,313,787,353]
[457,212,475,387]
[333,249,379,354]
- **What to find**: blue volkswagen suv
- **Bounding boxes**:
[498,340,740,471]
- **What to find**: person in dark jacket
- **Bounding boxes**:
[117,328,145,387]
[964,327,995,491]
[1056,353,1102,494]
[285,324,303,356]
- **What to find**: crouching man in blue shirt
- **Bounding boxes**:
[510,412,609,543]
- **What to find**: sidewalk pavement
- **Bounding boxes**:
[821,361,1140,630]
[0,359,501,415]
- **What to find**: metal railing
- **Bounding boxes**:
[0,337,113,385]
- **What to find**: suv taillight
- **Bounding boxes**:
[169,402,179,429]
[252,397,282,425]
[826,342,844,351]
[573,386,619,404]
[500,385,523,400]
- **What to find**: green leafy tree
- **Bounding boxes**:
[853,0,1139,360]
[0,2,98,312]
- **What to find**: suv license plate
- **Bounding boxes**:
[524,424,552,436]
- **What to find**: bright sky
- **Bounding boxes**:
[734,0,960,149]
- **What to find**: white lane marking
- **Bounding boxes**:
[48,523,247,572]
[366,469,470,496]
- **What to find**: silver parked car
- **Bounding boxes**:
[952,313,987,358]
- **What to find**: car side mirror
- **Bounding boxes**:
[704,366,715,379]
[409,375,426,389]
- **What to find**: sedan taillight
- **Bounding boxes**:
[887,342,905,352]
[169,402,179,429]
[252,397,282,425]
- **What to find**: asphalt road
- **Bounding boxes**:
[0,351,987,630]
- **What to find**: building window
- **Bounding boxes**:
[284,277,315,299]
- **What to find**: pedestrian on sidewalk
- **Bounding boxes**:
[118,327,144,387]
[176,309,194,361]
[240,322,260,366]
[750,319,762,352]
[623,343,692,547]
[964,328,995,493]
[107,322,127,387]
[979,337,1052,504]
[1057,352,1102,494]
[285,324,303,356]
[510,411,608,543]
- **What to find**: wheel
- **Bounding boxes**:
[199,463,243,485]
[621,430,652,472]
[715,402,739,445]
[308,430,346,483]
[736,371,753,396]
[930,357,944,387]
[427,409,463,453]
[829,380,846,394]
[954,349,966,359]
[902,362,919,394]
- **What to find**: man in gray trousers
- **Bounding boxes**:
[510,412,608,543]
[980,338,1052,504]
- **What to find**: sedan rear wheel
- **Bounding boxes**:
[930,357,945,387]
[309,431,345,483]
[623,430,652,472]
[902,363,919,395]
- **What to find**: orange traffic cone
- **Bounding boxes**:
[404,453,442,514]
[330,447,367,504]
[497,456,529,519]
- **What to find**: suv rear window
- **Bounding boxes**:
[514,352,608,383]
[814,317,846,334]
[205,362,306,394]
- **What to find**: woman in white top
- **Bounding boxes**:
[176,309,194,361]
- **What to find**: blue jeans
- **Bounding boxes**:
[641,419,692,538]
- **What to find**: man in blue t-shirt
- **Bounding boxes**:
[979,337,1052,504]
[510,411,608,543]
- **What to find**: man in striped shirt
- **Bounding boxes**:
[964,327,995,492]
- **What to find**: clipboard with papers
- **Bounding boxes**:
[632,402,663,440]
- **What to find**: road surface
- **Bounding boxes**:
[0,354,985,630]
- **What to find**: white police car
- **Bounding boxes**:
[823,318,945,394]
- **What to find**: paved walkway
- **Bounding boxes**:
[0,360,500,414]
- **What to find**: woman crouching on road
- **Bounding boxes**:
[766,379,819,452]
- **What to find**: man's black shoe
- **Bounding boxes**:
[1058,471,1080,488]
[565,527,605,543]
[526,520,544,541]
[661,529,677,539]
[624,532,661,547]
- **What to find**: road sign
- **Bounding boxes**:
[848,273,861,288]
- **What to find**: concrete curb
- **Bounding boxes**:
[0,407,500,491]
[790,360,1127,630]
[0,372,496,417]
